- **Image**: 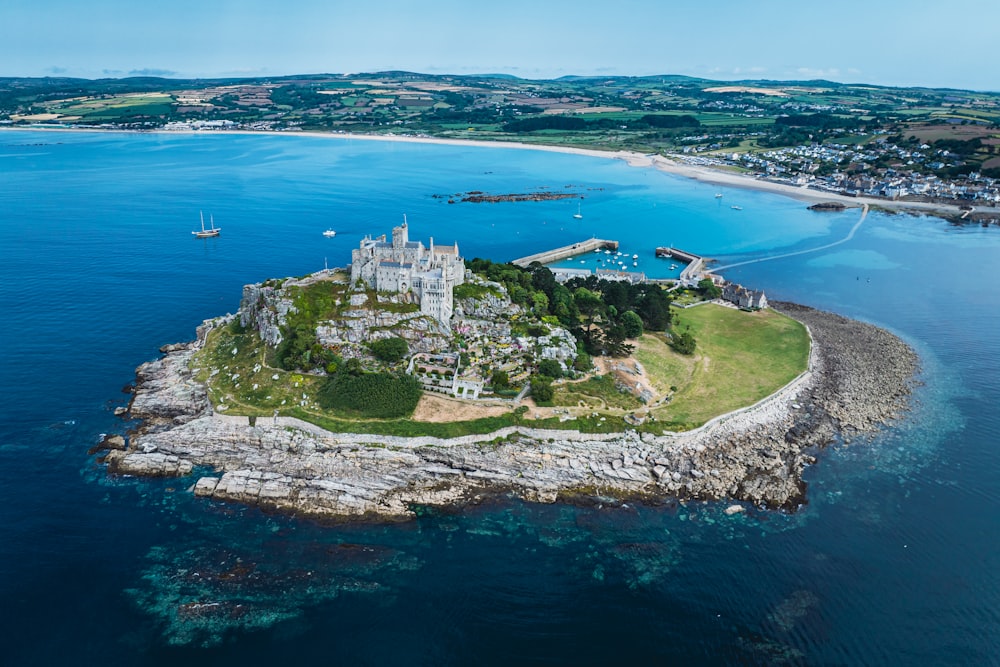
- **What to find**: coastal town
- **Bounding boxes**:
[679,137,1000,210]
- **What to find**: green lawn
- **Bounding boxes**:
[648,304,809,430]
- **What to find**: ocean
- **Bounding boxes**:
[0,130,997,664]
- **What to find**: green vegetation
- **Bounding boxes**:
[6,72,994,165]
[537,358,564,379]
[317,369,422,419]
[192,280,809,437]
[697,278,722,300]
[454,282,502,300]
[490,369,510,390]
[530,375,555,403]
[552,374,643,411]
[648,305,810,429]
[368,337,409,364]
[670,330,697,355]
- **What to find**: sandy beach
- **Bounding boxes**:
[2,124,974,218]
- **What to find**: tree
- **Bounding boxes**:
[531,291,550,314]
[490,369,510,390]
[368,336,409,363]
[621,310,644,338]
[573,349,592,372]
[538,358,563,379]
[573,287,605,319]
[698,277,722,299]
[530,375,554,403]
[670,331,697,355]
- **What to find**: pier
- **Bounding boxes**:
[512,238,619,268]
[656,247,706,285]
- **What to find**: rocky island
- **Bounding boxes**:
[98,223,919,521]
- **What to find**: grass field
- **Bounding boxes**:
[552,375,643,411]
[645,304,810,430]
[44,93,175,120]
[191,301,809,437]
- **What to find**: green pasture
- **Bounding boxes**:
[646,305,810,430]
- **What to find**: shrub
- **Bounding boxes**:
[530,375,554,403]
[538,358,563,379]
[316,370,422,418]
[491,370,510,390]
[369,336,409,363]
[670,331,697,355]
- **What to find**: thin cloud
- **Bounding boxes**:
[796,67,841,79]
[128,68,177,77]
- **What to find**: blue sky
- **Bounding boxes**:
[3,0,997,91]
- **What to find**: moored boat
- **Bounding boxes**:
[192,212,220,238]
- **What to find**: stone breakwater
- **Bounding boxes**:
[99,304,918,520]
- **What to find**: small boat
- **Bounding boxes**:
[670,264,678,270]
[192,211,220,238]
[594,248,602,253]
[633,261,638,267]
[632,253,639,260]
[715,193,723,198]
[580,260,585,264]
[604,250,611,254]
[323,229,336,237]
[572,202,583,219]
[731,205,742,211]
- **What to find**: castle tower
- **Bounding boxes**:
[392,216,409,249]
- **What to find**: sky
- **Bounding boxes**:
[2,0,998,91]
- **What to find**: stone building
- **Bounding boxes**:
[350,218,465,327]
[722,282,768,310]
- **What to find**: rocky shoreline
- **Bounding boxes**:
[98,303,919,521]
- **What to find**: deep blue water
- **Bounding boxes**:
[1,130,997,665]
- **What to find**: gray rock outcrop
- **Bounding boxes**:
[107,303,918,520]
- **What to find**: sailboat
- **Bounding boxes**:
[192,211,220,238]
[572,202,583,219]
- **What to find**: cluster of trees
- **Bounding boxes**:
[368,337,409,364]
[464,258,672,360]
[775,113,863,131]
[502,114,700,134]
[562,273,672,356]
[639,114,700,128]
[316,362,422,418]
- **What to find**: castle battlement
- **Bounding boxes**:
[350,218,464,327]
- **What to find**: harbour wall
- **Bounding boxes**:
[512,238,619,268]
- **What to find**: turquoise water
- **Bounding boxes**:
[1,130,997,664]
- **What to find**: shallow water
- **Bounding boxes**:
[1,130,997,664]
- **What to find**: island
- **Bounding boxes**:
[97,221,918,521]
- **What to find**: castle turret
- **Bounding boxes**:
[392,217,409,249]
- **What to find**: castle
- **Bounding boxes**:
[350,218,465,327]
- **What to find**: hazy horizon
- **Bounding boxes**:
[3,0,998,93]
